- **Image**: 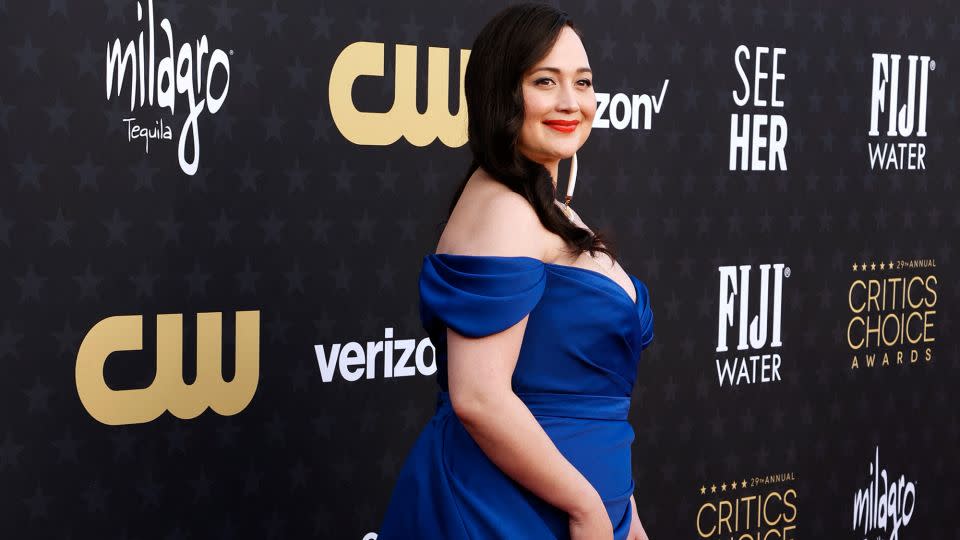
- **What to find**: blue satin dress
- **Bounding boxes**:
[379,253,654,539]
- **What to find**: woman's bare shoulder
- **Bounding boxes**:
[436,175,549,261]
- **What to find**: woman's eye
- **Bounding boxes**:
[533,77,591,87]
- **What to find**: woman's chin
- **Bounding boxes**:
[519,145,581,165]
[538,142,581,159]
[552,147,581,160]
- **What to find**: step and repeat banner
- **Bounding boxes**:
[3,0,957,538]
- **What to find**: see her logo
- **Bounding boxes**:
[729,45,788,172]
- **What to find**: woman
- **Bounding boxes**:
[379,4,654,539]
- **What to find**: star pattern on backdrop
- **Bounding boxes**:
[0,1,956,539]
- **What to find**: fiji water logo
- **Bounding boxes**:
[105,0,231,175]
[852,446,917,540]
[714,263,789,386]
[867,53,933,171]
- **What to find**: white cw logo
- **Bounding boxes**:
[105,0,231,175]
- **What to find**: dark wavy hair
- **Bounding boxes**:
[444,2,616,262]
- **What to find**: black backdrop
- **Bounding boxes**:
[2,0,958,538]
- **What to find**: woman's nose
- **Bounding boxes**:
[556,83,580,112]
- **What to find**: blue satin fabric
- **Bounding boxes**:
[379,254,654,539]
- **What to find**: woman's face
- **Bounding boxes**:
[518,26,596,167]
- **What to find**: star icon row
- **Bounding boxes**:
[851,261,896,272]
[699,480,748,495]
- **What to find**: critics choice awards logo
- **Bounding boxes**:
[715,264,790,386]
[868,53,934,171]
[105,0,231,175]
[696,471,798,539]
[846,258,937,370]
[852,447,917,540]
[729,45,788,172]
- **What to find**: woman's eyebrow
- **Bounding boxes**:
[531,66,593,74]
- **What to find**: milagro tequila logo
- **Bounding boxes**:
[852,446,916,540]
[105,0,231,175]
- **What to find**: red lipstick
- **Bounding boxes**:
[543,119,579,133]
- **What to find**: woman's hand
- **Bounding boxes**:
[569,494,613,540]
[626,495,649,540]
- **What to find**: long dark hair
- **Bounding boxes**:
[444,2,617,263]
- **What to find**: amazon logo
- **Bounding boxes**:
[76,311,259,425]
[328,41,470,147]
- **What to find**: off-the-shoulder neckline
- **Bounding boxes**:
[427,252,640,307]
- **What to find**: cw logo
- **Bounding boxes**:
[76,311,259,426]
[329,42,470,147]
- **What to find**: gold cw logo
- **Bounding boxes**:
[329,42,470,147]
[76,311,259,426]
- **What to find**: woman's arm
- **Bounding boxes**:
[443,190,610,532]
[627,495,649,539]
[447,318,603,520]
